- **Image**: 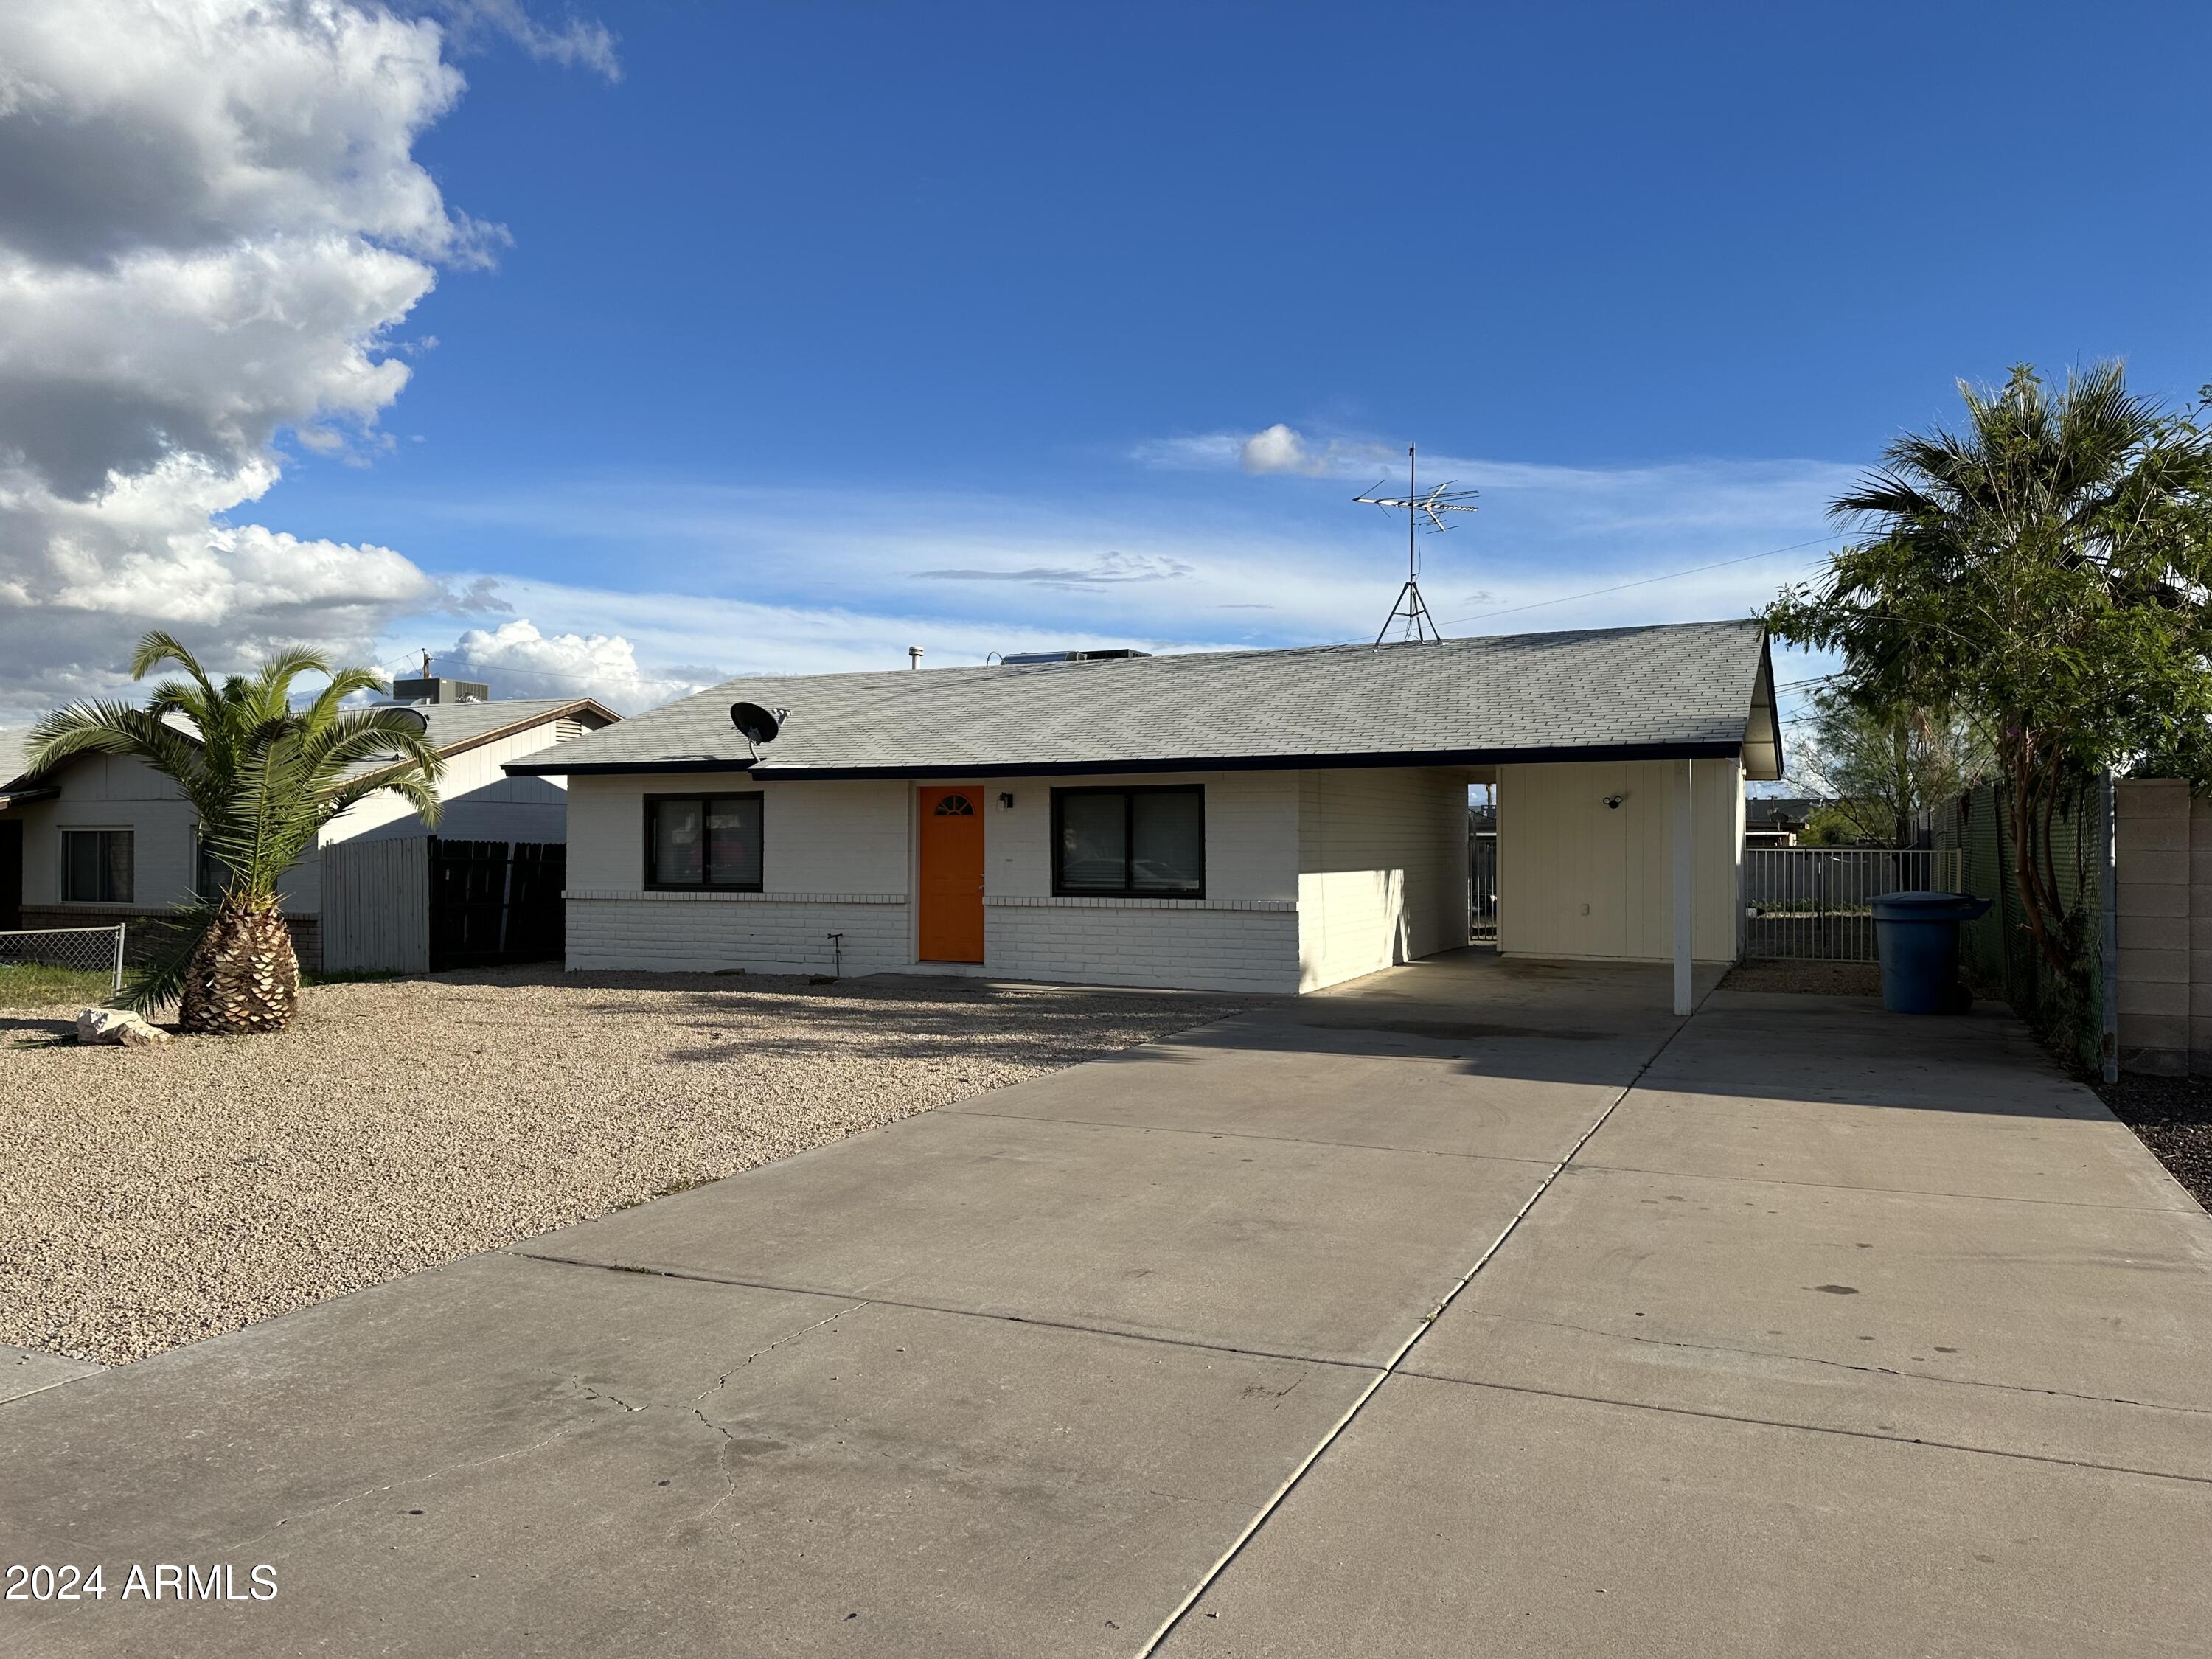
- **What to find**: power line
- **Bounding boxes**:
[1437,534,1840,627]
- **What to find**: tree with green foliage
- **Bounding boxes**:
[1795,690,1989,848]
[1767,361,2212,975]
[25,633,445,1034]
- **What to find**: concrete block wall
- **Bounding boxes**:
[2114,779,2194,1075]
[984,897,1299,993]
[565,892,908,977]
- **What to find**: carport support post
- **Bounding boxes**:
[1673,758,1694,1015]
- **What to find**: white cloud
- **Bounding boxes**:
[433,617,697,710]
[0,0,602,726]
[418,1,620,80]
[912,550,1193,589]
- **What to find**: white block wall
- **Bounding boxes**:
[559,765,1472,994]
[566,893,908,977]
[566,774,914,974]
[976,769,1301,992]
[1295,767,1472,991]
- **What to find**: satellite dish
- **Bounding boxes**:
[729,701,790,761]
[382,706,431,734]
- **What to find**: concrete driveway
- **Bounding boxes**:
[3,953,2207,1657]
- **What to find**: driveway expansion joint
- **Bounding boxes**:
[1385,1370,2212,1489]
[952,1106,1565,1165]
[1421,1310,2212,1416]
[1134,1009,1697,1657]
[511,1251,1386,1374]
[1568,1156,2211,1214]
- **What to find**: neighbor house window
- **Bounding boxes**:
[1052,786,1203,897]
[646,793,763,890]
[195,832,231,899]
[61,830,133,904]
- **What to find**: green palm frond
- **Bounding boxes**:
[119,899,221,1015]
[53,635,451,983]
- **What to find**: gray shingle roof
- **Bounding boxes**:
[509,620,1781,781]
[0,700,615,796]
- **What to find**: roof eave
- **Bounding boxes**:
[507,739,1751,782]
[1739,635,1784,782]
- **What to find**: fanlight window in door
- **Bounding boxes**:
[933,794,975,816]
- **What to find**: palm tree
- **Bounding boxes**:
[25,633,445,1034]
[1770,361,2212,977]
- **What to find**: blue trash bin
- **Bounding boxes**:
[1871,891,1993,1015]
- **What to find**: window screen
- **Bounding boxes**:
[62,830,134,904]
[1053,787,1203,897]
[647,794,762,889]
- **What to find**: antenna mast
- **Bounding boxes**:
[1354,444,1477,647]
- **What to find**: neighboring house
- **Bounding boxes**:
[1745,796,1816,846]
[506,620,1782,997]
[0,679,619,968]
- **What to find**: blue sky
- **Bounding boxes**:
[15,0,2206,735]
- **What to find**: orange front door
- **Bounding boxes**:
[917,786,986,962]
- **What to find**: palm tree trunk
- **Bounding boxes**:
[178,896,300,1034]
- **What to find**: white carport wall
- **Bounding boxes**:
[1492,757,1744,987]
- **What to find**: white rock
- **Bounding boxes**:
[75,1007,173,1047]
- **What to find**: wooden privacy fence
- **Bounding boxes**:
[321,837,566,974]
[1742,847,1965,961]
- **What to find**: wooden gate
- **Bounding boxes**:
[429,838,567,970]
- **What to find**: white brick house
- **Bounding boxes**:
[510,622,1782,1001]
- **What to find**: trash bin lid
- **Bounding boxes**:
[1871,890,1992,920]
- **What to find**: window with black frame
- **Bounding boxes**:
[646,793,763,890]
[1052,785,1203,897]
[60,829,133,903]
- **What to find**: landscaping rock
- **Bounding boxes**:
[74,1006,173,1047]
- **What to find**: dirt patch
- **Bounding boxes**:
[1719,959,1884,998]
[2090,1072,2212,1213]
[0,969,1251,1365]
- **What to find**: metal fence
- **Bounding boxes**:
[0,925,126,995]
[1469,833,1498,942]
[1742,849,1965,961]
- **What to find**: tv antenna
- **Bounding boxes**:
[1354,444,1477,647]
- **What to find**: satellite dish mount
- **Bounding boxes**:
[1354,444,1478,647]
[729,701,790,762]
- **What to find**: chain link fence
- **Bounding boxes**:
[0,925,126,998]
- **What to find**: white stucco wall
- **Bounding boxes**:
[1295,767,1470,991]
[1495,758,1743,962]
[324,724,577,849]
[13,754,197,910]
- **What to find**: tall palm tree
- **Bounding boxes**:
[25,633,445,1033]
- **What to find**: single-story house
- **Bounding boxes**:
[507,620,1781,1007]
[0,678,618,970]
[1745,796,1817,846]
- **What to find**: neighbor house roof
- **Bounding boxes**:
[0,697,619,803]
[371,696,618,762]
[0,730,52,807]
[507,619,1783,782]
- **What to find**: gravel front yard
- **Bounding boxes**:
[1,970,1250,1366]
